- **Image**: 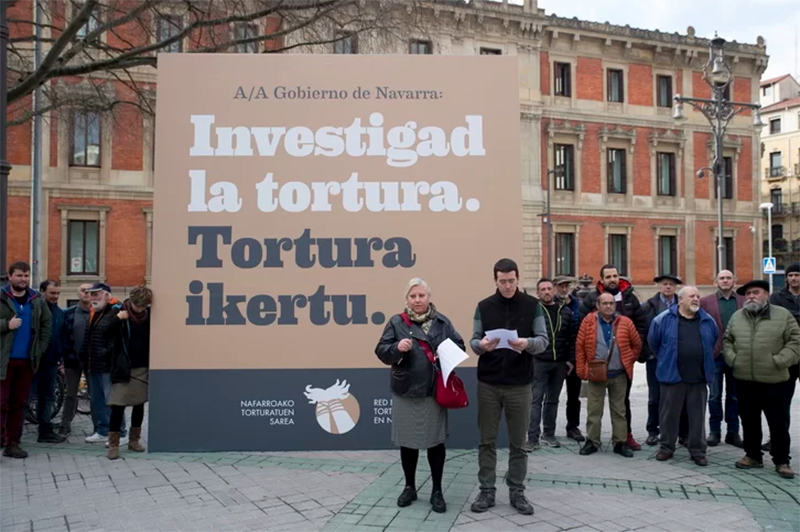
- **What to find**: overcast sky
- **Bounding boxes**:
[534,0,799,81]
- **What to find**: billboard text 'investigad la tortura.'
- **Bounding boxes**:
[149,54,522,452]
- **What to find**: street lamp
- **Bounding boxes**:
[539,167,564,279]
[672,34,765,274]
[761,202,774,292]
[0,0,10,284]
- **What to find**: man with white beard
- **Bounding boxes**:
[647,286,718,466]
[723,280,800,479]
[80,283,127,444]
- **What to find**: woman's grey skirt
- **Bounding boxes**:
[109,368,149,406]
[391,393,448,449]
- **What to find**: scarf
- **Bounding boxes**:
[122,299,148,324]
[405,303,437,334]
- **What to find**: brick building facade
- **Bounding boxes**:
[4,0,769,304]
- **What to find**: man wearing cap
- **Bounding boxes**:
[80,283,127,444]
[767,262,800,453]
[553,276,585,442]
[699,270,744,448]
[723,280,800,479]
[642,274,689,447]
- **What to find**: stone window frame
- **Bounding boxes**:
[652,225,682,279]
[546,121,585,202]
[603,61,628,113]
[653,69,675,115]
[57,205,110,284]
[602,223,634,278]
[709,226,739,278]
[551,222,582,277]
[649,130,686,208]
[599,126,636,207]
[549,55,576,108]
[706,135,741,202]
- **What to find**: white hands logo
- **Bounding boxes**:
[304,379,360,435]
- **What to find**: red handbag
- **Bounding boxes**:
[400,313,469,409]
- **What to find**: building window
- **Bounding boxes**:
[770,152,783,177]
[658,236,677,276]
[333,31,357,54]
[68,221,99,275]
[714,82,731,100]
[717,156,734,199]
[716,237,735,273]
[70,110,100,167]
[771,188,783,209]
[157,15,183,52]
[479,47,502,55]
[75,2,100,38]
[555,233,575,276]
[554,144,575,191]
[410,40,432,54]
[554,62,571,97]
[657,152,676,196]
[608,235,628,276]
[607,69,624,102]
[234,23,259,53]
[770,118,781,135]
[763,84,772,97]
[607,148,627,194]
[657,75,672,107]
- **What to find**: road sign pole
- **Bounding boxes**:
[767,206,773,293]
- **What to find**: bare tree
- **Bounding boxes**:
[6,0,433,125]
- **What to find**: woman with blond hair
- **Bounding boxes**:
[375,278,466,513]
[107,286,152,459]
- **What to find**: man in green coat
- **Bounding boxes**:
[1,261,52,458]
[723,280,800,479]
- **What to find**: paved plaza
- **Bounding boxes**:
[2,365,799,532]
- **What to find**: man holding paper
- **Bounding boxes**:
[469,259,549,516]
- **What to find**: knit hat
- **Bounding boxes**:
[786,262,800,275]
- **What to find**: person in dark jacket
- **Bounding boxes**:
[469,258,548,516]
[526,278,575,450]
[554,276,585,442]
[375,278,465,514]
[32,279,67,443]
[769,262,800,452]
[641,274,689,447]
[81,283,126,444]
[579,264,648,451]
[107,286,152,460]
[59,283,93,437]
[648,286,718,466]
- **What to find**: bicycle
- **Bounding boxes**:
[26,362,67,424]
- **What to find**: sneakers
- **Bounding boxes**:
[776,464,795,479]
[579,441,598,456]
[397,486,417,507]
[523,439,539,452]
[430,490,446,513]
[707,432,721,447]
[614,443,634,458]
[509,491,534,515]
[735,456,764,469]
[626,433,641,451]
[645,433,659,446]
[85,433,108,443]
[566,428,585,442]
[470,490,496,513]
[37,432,67,444]
[2,445,28,459]
[541,434,561,448]
[725,433,744,448]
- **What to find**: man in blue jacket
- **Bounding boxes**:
[647,286,718,466]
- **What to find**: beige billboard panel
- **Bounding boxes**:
[151,54,522,370]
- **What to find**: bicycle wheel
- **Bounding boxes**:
[52,372,66,421]
[25,397,38,424]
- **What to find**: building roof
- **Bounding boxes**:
[761,96,800,114]
[761,74,792,86]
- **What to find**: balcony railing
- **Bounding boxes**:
[766,166,786,178]
[764,203,791,216]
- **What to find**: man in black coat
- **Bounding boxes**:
[580,264,648,450]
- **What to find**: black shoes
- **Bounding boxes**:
[509,491,535,515]
[566,428,586,442]
[708,432,721,447]
[430,491,446,513]
[614,443,634,458]
[726,433,744,448]
[579,441,598,455]
[37,432,67,444]
[678,436,688,448]
[397,486,417,507]
[2,445,28,459]
[470,490,496,513]
[645,433,659,446]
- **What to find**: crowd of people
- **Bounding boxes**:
[0,261,152,460]
[376,259,800,515]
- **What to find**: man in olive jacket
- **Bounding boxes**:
[723,280,800,479]
[0,261,52,458]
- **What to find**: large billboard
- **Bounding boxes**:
[149,54,521,452]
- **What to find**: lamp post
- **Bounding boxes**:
[0,0,10,283]
[672,34,765,274]
[761,202,774,292]
[539,167,564,279]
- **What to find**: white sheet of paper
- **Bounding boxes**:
[485,328,519,350]
[436,338,469,385]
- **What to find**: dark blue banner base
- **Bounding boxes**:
[149,368,512,452]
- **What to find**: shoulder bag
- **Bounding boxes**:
[588,322,618,383]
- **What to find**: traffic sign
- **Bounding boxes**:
[763,257,777,274]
